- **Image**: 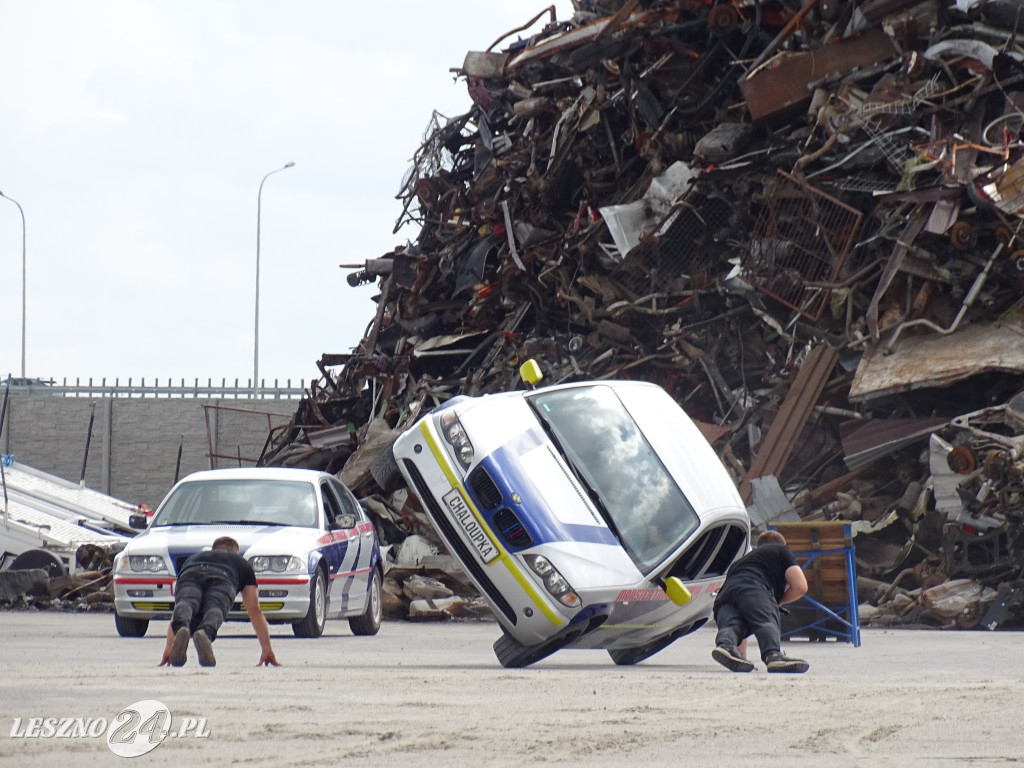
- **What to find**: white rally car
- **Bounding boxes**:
[113,467,384,639]
[378,363,750,667]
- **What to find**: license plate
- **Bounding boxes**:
[443,488,499,564]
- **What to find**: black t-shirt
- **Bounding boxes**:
[179,549,258,592]
[721,543,797,601]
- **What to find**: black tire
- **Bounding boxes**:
[607,620,705,666]
[10,548,66,578]
[349,569,382,636]
[493,628,581,668]
[369,441,404,493]
[292,568,328,638]
[114,613,149,638]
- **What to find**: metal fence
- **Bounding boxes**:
[0,377,308,399]
[204,404,296,468]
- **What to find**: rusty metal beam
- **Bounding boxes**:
[740,345,840,503]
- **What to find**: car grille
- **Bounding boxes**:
[492,507,532,549]
[671,523,748,580]
[402,459,517,625]
[468,466,502,510]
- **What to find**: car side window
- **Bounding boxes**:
[327,478,364,521]
[320,483,345,526]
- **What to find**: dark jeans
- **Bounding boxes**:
[170,564,238,642]
[713,583,781,663]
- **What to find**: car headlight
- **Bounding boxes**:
[439,411,474,468]
[249,555,304,573]
[524,554,581,608]
[128,555,168,573]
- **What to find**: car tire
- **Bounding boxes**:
[349,569,382,636]
[10,548,66,578]
[369,441,404,493]
[292,568,328,638]
[114,613,149,638]
[607,619,705,665]
[493,627,582,668]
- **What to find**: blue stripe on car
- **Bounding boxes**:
[470,433,618,549]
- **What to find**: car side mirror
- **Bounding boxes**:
[128,514,149,530]
[334,513,356,530]
[519,358,543,388]
[663,577,692,606]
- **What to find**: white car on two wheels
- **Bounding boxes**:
[113,467,384,639]
[378,364,751,667]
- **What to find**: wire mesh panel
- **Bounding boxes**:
[393,111,473,233]
[745,171,863,322]
[204,405,294,468]
[613,182,736,297]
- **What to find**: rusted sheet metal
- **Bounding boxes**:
[740,345,839,502]
[740,28,898,122]
[505,6,678,71]
[850,322,1024,401]
[839,417,949,469]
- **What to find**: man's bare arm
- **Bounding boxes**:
[158,624,175,666]
[241,585,281,666]
[780,564,808,606]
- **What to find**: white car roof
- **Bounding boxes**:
[176,467,333,484]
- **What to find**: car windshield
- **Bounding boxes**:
[527,385,700,572]
[151,478,318,528]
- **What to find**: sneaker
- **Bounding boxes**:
[169,627,190,667]
[712,645,755,673]
[193,630,216,667]
[765,651,809,673]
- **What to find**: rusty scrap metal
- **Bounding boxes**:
[254,1,1024,628]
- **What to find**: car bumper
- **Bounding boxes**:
[113,574,312,621]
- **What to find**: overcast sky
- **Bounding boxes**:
[0,1,573,388]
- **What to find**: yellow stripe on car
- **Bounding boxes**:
[420,421,565,628]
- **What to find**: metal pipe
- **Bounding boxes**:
[0,374,9,522]
[883,243,1003,353]
[81,402,96,488]
[174,434,184,485]
[744,0,820,76]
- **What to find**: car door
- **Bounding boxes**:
[320,479,374,616]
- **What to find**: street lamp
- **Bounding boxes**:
[0,191,26,378]
[254,162,294,397]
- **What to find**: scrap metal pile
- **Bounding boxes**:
[0,543,123,611]
[262,0,1024,629]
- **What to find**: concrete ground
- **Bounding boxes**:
[0,611,1019,767]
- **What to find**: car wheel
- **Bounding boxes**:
[607,619,705,665]
[493,627,582,668]
[292,568,327,638]
[349,569,382,636]
[369,441,404,493]
[114,613,149,638]
[10,548,66,578]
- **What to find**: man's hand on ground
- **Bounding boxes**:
[257,649,281,667]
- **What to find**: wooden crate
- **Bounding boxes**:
[771,521,861,645]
